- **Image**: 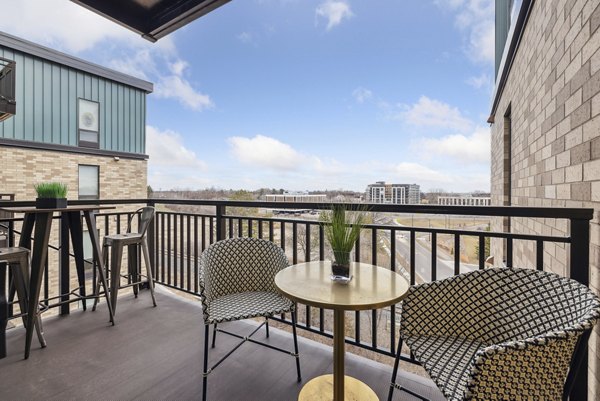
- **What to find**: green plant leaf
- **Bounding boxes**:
[34,182,68,198]
[320,204,368,263]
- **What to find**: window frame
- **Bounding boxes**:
[77,98,100,149]
[78,164,100,200]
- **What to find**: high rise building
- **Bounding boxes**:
[365,181,420,204]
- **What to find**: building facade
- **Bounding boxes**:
[365,181,420,204]
[0,32,153,316]
[0,31,152,201]
[264,192,327,203]
[438,195,491,206]
[489,1,600,397]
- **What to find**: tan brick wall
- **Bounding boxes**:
[0,146,147,200]
[0,145,148,317]
[490,0,600,397]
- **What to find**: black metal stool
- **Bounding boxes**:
[0,247,46,358]
[93,207,156,315]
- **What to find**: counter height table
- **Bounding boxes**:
[0,205,115,359]
[275,261,409,401]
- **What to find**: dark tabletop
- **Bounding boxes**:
[0,205,116,213]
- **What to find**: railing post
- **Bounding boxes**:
[216,205,226,242]
[569,218,590,285]
[569,217,590,401]
[0,261,7,358]
[147,200,156,278]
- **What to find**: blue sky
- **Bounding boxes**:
[0,0,495,192]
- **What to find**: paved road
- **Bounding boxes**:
[376,214,477,283]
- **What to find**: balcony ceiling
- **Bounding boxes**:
[70,0,231,42]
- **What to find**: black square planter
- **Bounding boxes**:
[35,198,67,209]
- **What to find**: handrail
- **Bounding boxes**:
[14,198,590,220]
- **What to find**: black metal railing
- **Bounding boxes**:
[0,198,593,399]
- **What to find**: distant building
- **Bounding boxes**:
[365,182,420,204]
[265,191,326,203]
[438,195,491,206]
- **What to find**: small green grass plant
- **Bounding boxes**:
[34,182,68,198]
[320,204,366,267]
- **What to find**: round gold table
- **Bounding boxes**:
[275,261,409,401]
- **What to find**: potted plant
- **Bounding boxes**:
[320,204,366,280]
[34,182,68,209]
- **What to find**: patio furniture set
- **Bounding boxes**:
[1,207,599,401]
[0,205,155,359]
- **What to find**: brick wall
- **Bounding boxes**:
[0,146,147,200]
[490,0,600,397]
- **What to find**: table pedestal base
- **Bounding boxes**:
[298,374,378,401]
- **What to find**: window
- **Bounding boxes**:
[0,57,16,122]
[79,164,99,270]
[503,106,512,207]
[78,99,99,148]
[503,106,512,265]
[79,165,99,200]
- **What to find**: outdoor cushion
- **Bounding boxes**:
[206,291,293,324]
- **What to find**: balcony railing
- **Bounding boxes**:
[0,198,594,400]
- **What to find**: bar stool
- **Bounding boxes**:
[93,207,156,314]
[0,247,46,358]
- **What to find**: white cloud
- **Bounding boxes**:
[418,126,490,164]
[0,0,213,112]
[146,126,207,170]
[108,50,155,81]
[436,0,494,64]
[155,74,213,111]
[223,135,490,192]
[316,1,354,30]
[352,87,373,103]
[169,60,189,76]
[148,171,212,191]
[466,72,493,90]
[389,162,489,192]
[468,20,494,64]
[228,135,305,170]
[237,32,256,45]
[0,0,139,53]
[110,52,213,111]
[393,162,452,185]
[397,96,473,133]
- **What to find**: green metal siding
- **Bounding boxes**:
[0,46,146,154]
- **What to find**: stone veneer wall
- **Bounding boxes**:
[0,145,147,316]
[490,0,600,397]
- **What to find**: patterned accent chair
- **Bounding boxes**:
[388,268,600,401]
[199,237,301,401]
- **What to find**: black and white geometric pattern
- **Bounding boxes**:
[199,237,294,324]
[399,268,600,401]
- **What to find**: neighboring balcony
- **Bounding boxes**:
[0,57,16,122]
[0,199,594,400]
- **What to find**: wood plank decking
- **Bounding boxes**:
[0,287,444,401]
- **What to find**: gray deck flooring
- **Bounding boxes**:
[0,287,444,401]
